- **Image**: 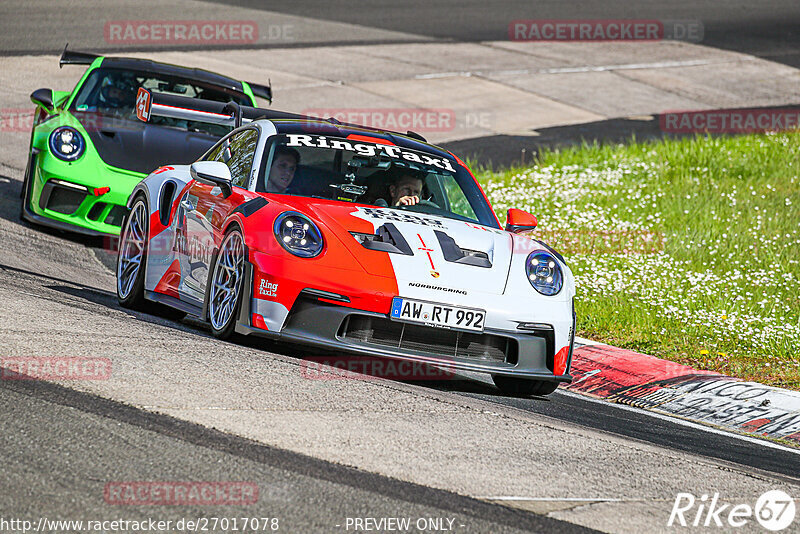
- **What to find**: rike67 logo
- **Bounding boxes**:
[668,490,795,531]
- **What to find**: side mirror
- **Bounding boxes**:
[30,88,55,113]
[505,208,537,233]
[190,161,233,198]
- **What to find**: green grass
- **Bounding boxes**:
[474,133,800,389]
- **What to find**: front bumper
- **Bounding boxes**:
[235,263,573,382]
[24,150,142,237]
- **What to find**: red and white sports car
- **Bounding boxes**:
[117,91,575,396]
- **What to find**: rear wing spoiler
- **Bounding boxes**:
[59,43,272,105]
[59,44,100,68]
[134,88,312,127]
[247,81,272,103]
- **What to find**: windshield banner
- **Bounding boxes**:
[284,134,456,173]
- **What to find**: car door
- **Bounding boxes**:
[177,128,260,304]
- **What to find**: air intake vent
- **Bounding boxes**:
[339,315,517,364]
[434,230,491,267]
[350,223,413,255]
[87,202,108,221]
[40,180,87,215]
[105,205,129,227]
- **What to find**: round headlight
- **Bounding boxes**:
[526,252,563,296]
[273,211,324,258]
[49,126,85,161]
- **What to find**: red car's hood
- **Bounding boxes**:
[279,198,514,295]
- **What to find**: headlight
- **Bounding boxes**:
[273,211,324,258]
[526,252,563,296]
[49,126,85,161]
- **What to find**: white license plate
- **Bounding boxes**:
[390,297,485,332]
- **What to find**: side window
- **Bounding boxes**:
[205,130,259,189]
[226,129,259,189]
[204,140,226,163]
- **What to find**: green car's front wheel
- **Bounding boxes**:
[117,196,148,309]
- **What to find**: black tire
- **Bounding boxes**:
[492,375,560,397]
[116,196,148,310]
[19,151,33,217]
[207,227,246,340]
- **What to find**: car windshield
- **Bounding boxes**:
[256,133,499,228]
[70,67,251,136]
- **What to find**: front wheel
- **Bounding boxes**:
[207,227,246,340]
[492,375,559,397]
[117,197,148,309]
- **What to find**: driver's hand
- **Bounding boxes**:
[395,195,419,206]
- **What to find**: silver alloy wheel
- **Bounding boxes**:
[117,200,146,299]
[209,230,245,330]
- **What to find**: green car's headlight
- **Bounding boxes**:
[273,211,324,258]
[49,126,85,161]
[526,252,563,296]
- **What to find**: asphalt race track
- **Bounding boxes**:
[3,0,799,68]
[216,0,800,68]
[1,3,799,533]
[0,373,588,534]
[2,130,798,534]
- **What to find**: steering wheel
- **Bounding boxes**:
[397,199,441,212]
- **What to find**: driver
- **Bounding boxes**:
[388,172,424,206]
[98,77,137,109]
[266,146,300,193]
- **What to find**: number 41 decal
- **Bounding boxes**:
[135,88,151,122]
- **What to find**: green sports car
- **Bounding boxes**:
[20,46,271,237]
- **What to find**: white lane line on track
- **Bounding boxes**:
[557,389,800,456]
[479,497,625,502]
[415,71,471,79]
[414,58,753,80]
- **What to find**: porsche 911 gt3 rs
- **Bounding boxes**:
[21,45,271,237]
[116,91,575,396]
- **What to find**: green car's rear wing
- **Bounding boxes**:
[59,44,100,68]
[58,44,272,104]
[246,82,272,103]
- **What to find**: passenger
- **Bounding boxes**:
[266,146,300,193]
